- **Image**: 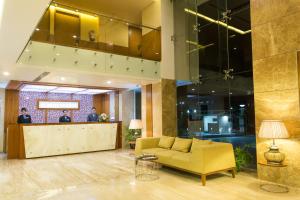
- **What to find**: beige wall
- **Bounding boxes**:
[0,89,4,152]
[160,0,175,80]
[152,82,162,137]
[142,0,161,35]
[120,90,135,148]
[251,0,300,187]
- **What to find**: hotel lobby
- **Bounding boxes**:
[0,0,300,199]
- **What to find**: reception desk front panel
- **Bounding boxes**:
[7,122,122,159]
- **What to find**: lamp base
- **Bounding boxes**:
[264,144,285,165]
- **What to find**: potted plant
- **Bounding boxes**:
[126,119,142,149]
[125,127,141,149]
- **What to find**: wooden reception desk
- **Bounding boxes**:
[6,122,122,159]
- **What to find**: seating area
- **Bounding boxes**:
[135,136,236,185]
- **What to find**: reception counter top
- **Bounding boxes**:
[7,122,122,159]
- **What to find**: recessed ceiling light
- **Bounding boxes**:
[110,18,113,21]
[72,35,77,39]
[239,104,245,108]
[3,71,10,76]
[60,77,65,81]
[106,81,112,84]
[192,88,195,91]
[35,28,40,31]
[211,90,215,93]
[233,47,237,50]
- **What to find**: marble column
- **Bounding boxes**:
[142,79,177,137]
[251,0,300,187]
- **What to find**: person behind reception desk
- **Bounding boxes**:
[59,110,71,123]
[17,107,32,124]
[87,107,99,122]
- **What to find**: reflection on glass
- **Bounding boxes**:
[175,0,256,169]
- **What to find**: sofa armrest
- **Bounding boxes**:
[190,143,236,174]
[135,137,160,156]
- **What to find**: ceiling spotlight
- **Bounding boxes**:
[72,35,77,39]
[60,77,65,81]
[192,88,195,91]
[3,71,10,76]
[106,81,112,84]
[229,92,233,95]
[239,104,245,108]
[110,18,113,21]
[233,47,237,50]
[211,90,215,93]
[35,28,40,31]
[126,22,129,25]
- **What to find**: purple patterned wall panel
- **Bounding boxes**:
[19,92,94,123]
[19,91,47,123]
[73,94,93,122]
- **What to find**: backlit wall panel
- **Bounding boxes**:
[19,92,93,123]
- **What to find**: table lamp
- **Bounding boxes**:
[129,119,142,135]
[258,120,289,165]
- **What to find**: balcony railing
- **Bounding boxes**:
[30,4,161,61]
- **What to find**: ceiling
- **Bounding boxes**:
[54,0,155,24]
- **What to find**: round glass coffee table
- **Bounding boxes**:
[135,154,160,181]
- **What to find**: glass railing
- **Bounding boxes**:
[30,3,161,61]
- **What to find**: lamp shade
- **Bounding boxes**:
[258,120,289,139]
[129,119,142,129]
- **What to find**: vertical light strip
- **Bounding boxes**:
[0,0,5,30]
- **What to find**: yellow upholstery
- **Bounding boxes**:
[135,137,236,185]
[190,138,212,153]
[171,137,192,153]
[158,136,175,149]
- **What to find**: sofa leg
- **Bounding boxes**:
[201,174,206,186]
[230,169,236,178]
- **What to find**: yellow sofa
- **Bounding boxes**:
[135,137,236,186]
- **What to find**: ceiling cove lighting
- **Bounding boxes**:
[49,87,86,94]
[184,8,251,35]
[50,5,97,19]
[21,85,57,92]
[76,89,111,95]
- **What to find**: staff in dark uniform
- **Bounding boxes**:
[59,110,71,123]
[87,107,99,122]
[17,107,32,124]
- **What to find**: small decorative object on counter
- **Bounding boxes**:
[99,113,109,122]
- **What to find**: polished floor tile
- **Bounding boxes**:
[0,150,299,200]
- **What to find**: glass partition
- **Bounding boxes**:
[175,0,255,169]
[30,3,161,61]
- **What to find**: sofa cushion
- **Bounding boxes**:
[190,138,212,153]
[171,137,192,153]
[170,151,192,169]
[158,136,175,149]
[141,148,167,155]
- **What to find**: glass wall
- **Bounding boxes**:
[174,0,256,168]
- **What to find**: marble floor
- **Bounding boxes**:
[0,150,299,200]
